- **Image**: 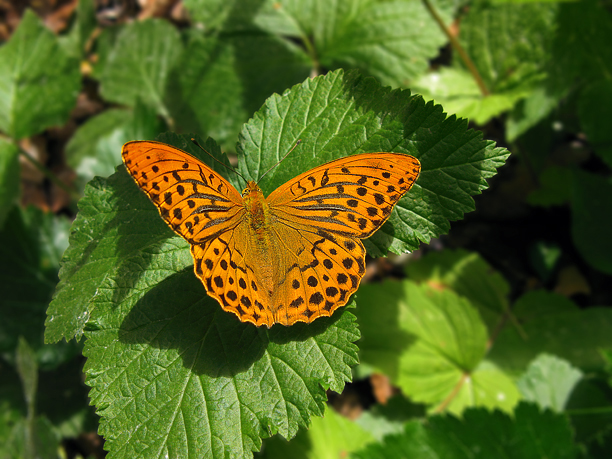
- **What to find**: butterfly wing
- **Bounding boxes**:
[122,140,245,244]
[266,221,366,326]
[267,153,421,238]
[190,224,275,327]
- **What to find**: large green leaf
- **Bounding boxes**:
[253,0,451,87]
[47,70,508,457]
[0,9,80,139]
[405,249,509,333]
[356,280,518,414]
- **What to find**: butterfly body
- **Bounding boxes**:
[122,140,420,328]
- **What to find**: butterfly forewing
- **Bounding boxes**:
[267,153,420,238]
[122,141,245,244]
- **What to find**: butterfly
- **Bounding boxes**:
[122,140,421,327]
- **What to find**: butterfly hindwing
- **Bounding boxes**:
[267,153,421,238]
[191,223,274,327]
[122,141,245,244]
[266,222,366,325]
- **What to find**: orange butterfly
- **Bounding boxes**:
[122,140,420,327]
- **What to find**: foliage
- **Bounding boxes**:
[0,0,610,458]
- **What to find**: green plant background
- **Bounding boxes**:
[0,0,611,458]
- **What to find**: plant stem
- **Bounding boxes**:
[19,147,81,201]
[422,0,490,97]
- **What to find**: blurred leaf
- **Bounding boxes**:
[489,307,612,374]
[354,395,425,442]
[405,249,509,333]
[61,0,97,57]
[414,2,557,125]
[260,406,375,459]
[517,354,583,412]
[15,338,38,416]
[253,0,453,87]
[571,170,612,275]
[566,376,612,447]
[512,290,579,324]
[528,241,562,282]
[0,139,20,228]
[578,80,612,168]
[99,19,182,119]
[0,206,78,369]
[413,67,536,125]
[0,9,80,139]
[167,30,310,148]
[0,415,60,459]
[506,85,564,142]
[551,0,612,86]
[356,280,518,415]
[352,403,578,459]
[527,165,573,207]
[66,104,162,189]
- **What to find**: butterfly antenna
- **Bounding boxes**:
[191,138,248,183]
[256,140,302,185]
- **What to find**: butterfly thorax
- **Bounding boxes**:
[242,181,270,232]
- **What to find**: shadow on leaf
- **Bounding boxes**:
[119,269,342,377]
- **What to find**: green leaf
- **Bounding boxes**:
[578,80,612,168]
[551,0,612,86]
[0,139,20,228]
[45,170,180,344]
[512,290,579,323]
[261,406,375,459]
[405,249,509,333]
[517,354,583,412]
[412,67,536,125]
[354,395,424,441]
[352,403,578,459]
[166,30,310,148]
[85,274,359,458]
[571,170,612,275]
[489,307,612,374]
[414,2,557,125]
[99,19,182,119]
[355,280,515,414]
[0,206,78,368]
[252,0,453,87]
[506,85,564,142]
[0,9,80,139]
[61,0,97,57]
[16,337,38,414]
[0,415,60,459]
[65,104,162,189]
